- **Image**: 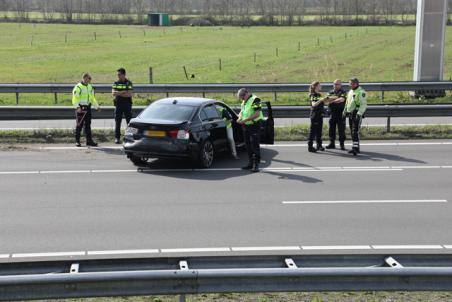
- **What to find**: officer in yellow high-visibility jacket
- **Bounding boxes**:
[343,77,367,156]
[72,73,99,147]
[237,88,264,173]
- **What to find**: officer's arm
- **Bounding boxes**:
[357,92,367,116]
[332,97,345,104]
[311,98,325,107]
[72,86,81,109]
[91,90,100,110]
[242,111,261,123]
[119,82,134,98]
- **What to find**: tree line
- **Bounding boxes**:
[0,0,450,26]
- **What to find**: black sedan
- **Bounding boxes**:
[123,97,274,168]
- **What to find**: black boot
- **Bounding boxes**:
[316,145,325,152]
[348,149,358,156]
[242,159,253,170]
[340,142,346,151]
[326,142,336,149]
[308,142,317,153]
[86,140,98,147]
[75,141,82,147]
[251,157,260,173]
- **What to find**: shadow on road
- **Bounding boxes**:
[322,149,426,164]
[136,147,321,183]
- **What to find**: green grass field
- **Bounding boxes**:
[1,23,452,106]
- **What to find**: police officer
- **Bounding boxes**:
[326,79,347,150]
[112,68,133,144]
[72,73,99,147]
[343,77,367,156]
[237,88,264,173]
[308,81,331,153]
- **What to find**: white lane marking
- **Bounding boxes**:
[1,165,452,176]
[160,247,231,253]
[40,170,91,174]
[231,246,301,252]
[286,168,402,172]
[3,245,452,260]
[263,142,452,147]
[391,165,441,169]
[283,200,448,205]
[12,251,86,258]
[0,171,39,175]
[34,142,452,151]
[302,246,371,250]
[92,170,137,173]
[372,245,444,250]
[40,146,123,150]
[87,249,159,256]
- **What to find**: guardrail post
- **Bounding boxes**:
[274,92,278,102]
[381,91,385,103]
[387,116,391,133]
[202,92,206,98]
[15,92,19,105]
[179,295,186,302]
[54,93,58,104]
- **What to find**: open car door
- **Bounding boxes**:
[260,101,274,145]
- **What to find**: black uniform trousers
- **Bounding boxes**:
[114,102,133,140]
[348,110,363,151]
[75,105,93,143]
[308,115,323,147]
[244,122,261,162]
[329,111,346,144]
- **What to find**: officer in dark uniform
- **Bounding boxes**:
[237,88,264,173]
[308,81,331,153]
[326,79,347,150]
[112,68,133,144]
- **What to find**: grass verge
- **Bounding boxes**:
[1,125,452,145]
[276,124,452,141]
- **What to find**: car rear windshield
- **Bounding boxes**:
[140,103,195,122]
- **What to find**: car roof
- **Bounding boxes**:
[154,97,217,107]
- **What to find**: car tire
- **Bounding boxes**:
[196,139,214,168]
[129,154,149,166]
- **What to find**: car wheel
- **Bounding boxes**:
[197,140,214,168]
[129,154,149,166]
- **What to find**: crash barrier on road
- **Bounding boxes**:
[0,81,451,105]
[1,254,452,301]
[1,104,452,132]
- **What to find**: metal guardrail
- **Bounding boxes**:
[1,104,452,120]
[1,254,452,300]
[0,81,451,104]
[1,81,452,93]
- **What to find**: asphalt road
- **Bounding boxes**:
[1,140,452,261]
[0,117,452,130]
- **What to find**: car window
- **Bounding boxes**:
[200,105,220,121]
[140,103,195,122]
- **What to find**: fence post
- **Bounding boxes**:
[179,294,186,302]
[54,93,58,104]
[387,116,391,133]
[15,92,19,105]
[149,67,153,84]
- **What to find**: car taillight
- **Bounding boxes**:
[168,130,189,140]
